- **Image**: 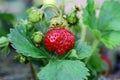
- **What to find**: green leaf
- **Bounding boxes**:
[0,13,14,21]
[0,27,8,37]
[87,64,97,80]
[87,51,102,80]
[101,31,120,48]
[98,1,120,48]
[8,25,47,58]
[38,60,89,80]
[98,0,120,31]
[91,29,102,38]
[88,52,102,71]
[82,0,96,29]
[74,40,91,59]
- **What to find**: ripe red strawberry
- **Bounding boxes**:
[44,28,76,55]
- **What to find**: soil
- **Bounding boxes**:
[0,50,32,80]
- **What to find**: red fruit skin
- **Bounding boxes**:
[44,28,76,55]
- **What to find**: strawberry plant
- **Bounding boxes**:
[1,0,120,80]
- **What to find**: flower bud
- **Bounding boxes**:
[66,11,79,25]
[50,16,68,29]
[0,37,9,47]
[32,31,44,46]
[26,21,33,31]
[29,8,40,23]
[20,56,29,64]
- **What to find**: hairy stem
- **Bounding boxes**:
[80,21,87,42]
[29,62,36,80]
[40,4,62,17]
[85,39,100,64]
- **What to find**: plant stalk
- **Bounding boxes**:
[40,4,62,17]
[80,21,87,42]
[29,62,36,80]
[85,39,100,64]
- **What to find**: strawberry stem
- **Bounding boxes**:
[29,62,37,80]
[80,20,87,42]
[40,4,62,17]
[85,39,100,64]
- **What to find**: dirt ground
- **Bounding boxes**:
[0,50,32,80]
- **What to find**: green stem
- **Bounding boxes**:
[85,39,100,64]
[29,62,36,80]
[80,21,87,42]
[40,4,62,17]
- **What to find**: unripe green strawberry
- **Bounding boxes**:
[26,21,33,30]
[29,9,40,23]
[49,16,68,29]
[20,56,29,64]
[44,28,76,55]
[32,31,44,46]
[66,11,79,25]
[0,37,9,47]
